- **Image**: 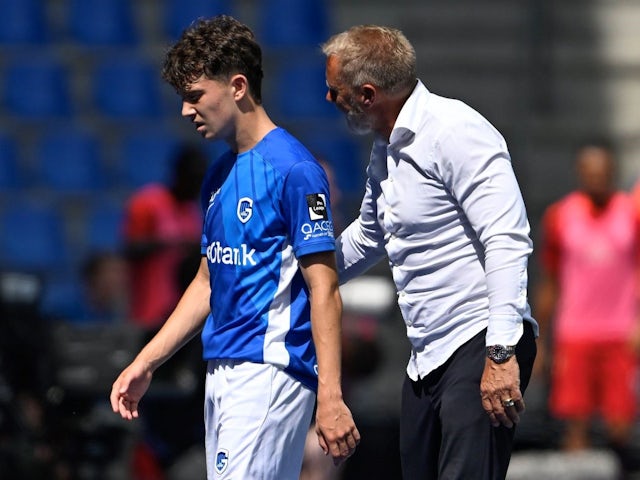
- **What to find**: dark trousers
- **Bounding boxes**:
[399,323,536,480]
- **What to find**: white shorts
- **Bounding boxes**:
[204,359,315,480]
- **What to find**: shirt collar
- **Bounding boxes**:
[386,80,430,149]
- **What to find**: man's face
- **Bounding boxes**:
[576,146,614,205]
[180,75,236,141]
[325,55,373,136]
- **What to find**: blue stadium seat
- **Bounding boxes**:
[84,199,125,253]
[0,0,48,44]
[92,55,163,119]
[2,56,72,118]
[0,134,22,190]
[67,0,137,46]
[0,200,69,272]
[257,0,329,48]
[164,0,234,41]
[117,130,181,189]
[34,127,106,193]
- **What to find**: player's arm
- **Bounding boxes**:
[110,256,211,420]
[299,251,360,464]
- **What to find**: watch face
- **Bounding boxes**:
[487,345,514,363]
[495,347,508,361]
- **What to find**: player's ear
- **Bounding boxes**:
[230,74,248,101]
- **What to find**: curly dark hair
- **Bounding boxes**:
[162,15,263,103]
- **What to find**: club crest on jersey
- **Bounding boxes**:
[237,197,253,223]
[306,193,328,221]
[215,449,229,475]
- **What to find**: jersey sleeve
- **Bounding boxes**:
[282,160,336,258]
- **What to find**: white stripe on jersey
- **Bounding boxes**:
[263,242,297,367]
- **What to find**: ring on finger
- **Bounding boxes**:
[502,398,515,408]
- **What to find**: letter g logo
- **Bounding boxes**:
[237,197,253,223]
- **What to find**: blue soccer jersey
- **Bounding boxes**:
[199,128,336,391]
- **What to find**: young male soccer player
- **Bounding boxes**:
[110,15,359,479]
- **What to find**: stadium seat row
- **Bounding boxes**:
[0,0,330,48]
[0,54,168,119]
[0,52,342,121]
[0,197,124,272]
[0,128,225,193]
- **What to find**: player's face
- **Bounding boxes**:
[180,76,236,141]
[325,55,373,136]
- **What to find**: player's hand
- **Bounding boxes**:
[480,356,525,428]
[315,398,360,465]
[109,360,153,421]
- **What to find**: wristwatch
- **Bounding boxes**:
[486,345,516,364]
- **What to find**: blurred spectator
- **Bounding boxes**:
[123,143,208,331]
[534,139,640,474]
[78,251,130,323]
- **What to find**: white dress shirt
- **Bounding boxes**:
[336,80,538,381]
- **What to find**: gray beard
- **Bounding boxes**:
[346,111,373,136]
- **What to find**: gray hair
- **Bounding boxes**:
[321,25,416,95]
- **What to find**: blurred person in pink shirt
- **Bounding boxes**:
[123,144,208,331]
[535,139,640,474]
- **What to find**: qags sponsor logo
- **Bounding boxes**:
[306,193,328,221]
[301,220,334,241]
[215,449,229,475]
